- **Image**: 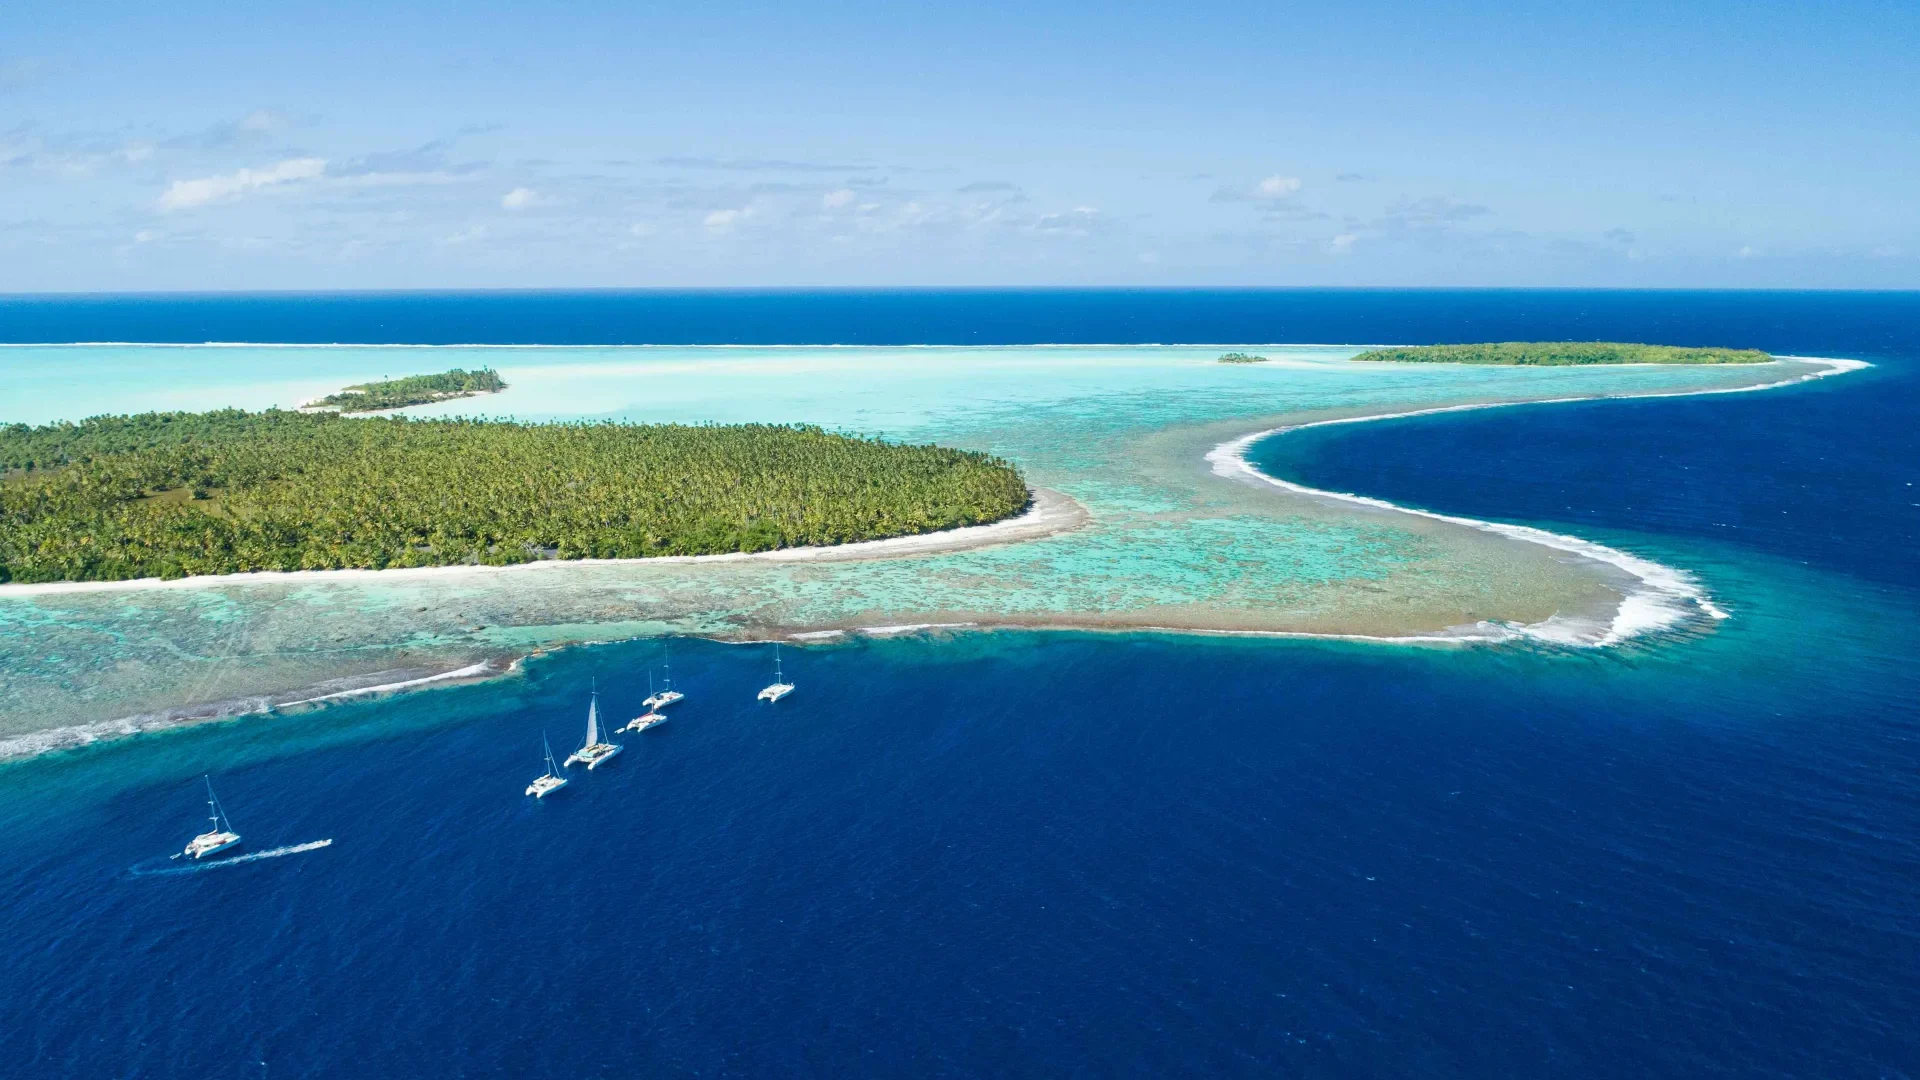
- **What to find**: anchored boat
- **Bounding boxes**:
[643,647,685,710]
[757,643,795,703]
[526,733,570,798]
[564,685,623,770]
[177,776,242,860]
[622,709,667,734]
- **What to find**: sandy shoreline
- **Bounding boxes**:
[0,487,1088,599]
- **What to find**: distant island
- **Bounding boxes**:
[0,410,1028,583]
[1351,342,1773,365]
[1217,352,1270,364]
[309,367,508,413]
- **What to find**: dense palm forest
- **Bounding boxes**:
[1351,342,1772,365]
[1216,352,1269,364]
[0,410,1029,583]
[313,367,508,412]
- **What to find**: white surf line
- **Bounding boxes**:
[1207,357,1868,648]
[134,839,334,877]
[274,660,501,708]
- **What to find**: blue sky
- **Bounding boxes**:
[3,0,1916,290]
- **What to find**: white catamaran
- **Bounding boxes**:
[564,685,623,770]
[757,643,795,703]
[622,708,667,734]
[178,775,242,860]
[526,733,570,798]
[643,649,685,711]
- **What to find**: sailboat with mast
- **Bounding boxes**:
[622,695,667,734]
[177,776,242,860]
[563,684,623,769]
[526,733,570,798]
[643,645,685,710]
[624,670,668,732]
[757,643,795,703]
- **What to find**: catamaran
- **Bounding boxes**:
[563,686,623,770]
[177,776,242,860]
[643,649,685,710]
[757,643,795,703]
[526,733,570,798]
[622,708,667,733]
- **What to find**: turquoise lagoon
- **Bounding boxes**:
[0,345,1836,754]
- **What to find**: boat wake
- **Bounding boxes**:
[1207,357,1867,647]
[128,839,334,878]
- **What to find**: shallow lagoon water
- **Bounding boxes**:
[0,344,1821,749]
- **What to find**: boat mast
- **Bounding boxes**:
[775,642,784,683]
[204,775,233,833]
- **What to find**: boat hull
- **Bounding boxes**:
[566,743,623,770]
[622,713,667,733]
[757,683,794,703]
[184,833,242,860]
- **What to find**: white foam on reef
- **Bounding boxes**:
[275,660,499,707]
[856,622,979,637]
[0,659,513,762]
[1207,356,1865,647]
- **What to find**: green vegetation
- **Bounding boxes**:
[0,410,1029,584]
[312,367,507,412]
[1350,342,1772,366]
[1217,352,1270,364]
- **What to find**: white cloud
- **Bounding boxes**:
[1736,245,1758,258]
[133,229,158,244]
[157,157,326,211]
[240,109,285,134]
[823,188,855,209]
[1255,175,1302,199]
[1034,206,1101,234]
[1330,233,1357,253]
[629,222,658,238]
[438,225,487,246]
[501,187,541,210]
[704,206,755,231]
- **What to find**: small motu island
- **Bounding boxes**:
[0,410,1029,583]
[308,367,507,412]
[1217,352,1269,363]
[1351,342,1772,365]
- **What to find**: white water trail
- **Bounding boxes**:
[1207,357,1867,647]
[131,839,334,877]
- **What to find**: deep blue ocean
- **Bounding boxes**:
[2,291,1917,1078]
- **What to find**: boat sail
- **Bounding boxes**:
[564,685,622,769]
[178,776,242,860]
[526,733,570,798]
[757,643,795,703]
